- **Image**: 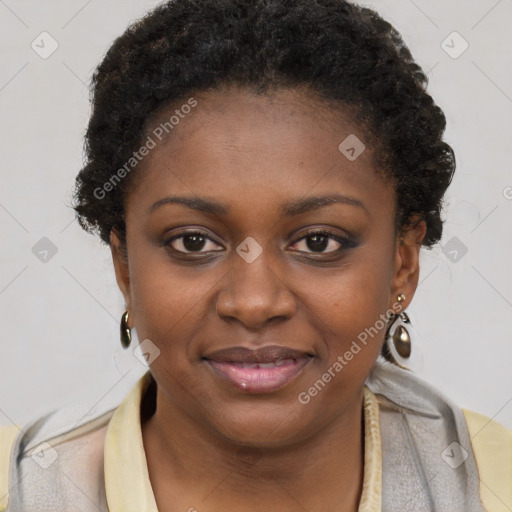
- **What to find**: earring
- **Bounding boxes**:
[382,293,412,369]
[120,311,131,349]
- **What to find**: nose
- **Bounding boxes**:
[216,249,296,330]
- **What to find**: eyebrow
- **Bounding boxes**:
[148,193,369,217]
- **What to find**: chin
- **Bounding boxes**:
[206,405,310,449]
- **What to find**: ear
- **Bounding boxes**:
[389,216,427,311]
[110,229,132,312]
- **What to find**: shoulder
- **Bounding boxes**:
[0,404,116,511]
[462,408,512,512]
[366,358,511,511]
[0,425,19,511]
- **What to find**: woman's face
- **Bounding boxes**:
[112,86,425,447]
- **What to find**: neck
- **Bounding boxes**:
[141,383,365,512]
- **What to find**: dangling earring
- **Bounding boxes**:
[120,311,131,349]
[383,293,412,369]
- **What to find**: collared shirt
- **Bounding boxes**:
[104,372,383,511]
[0,367,510,511]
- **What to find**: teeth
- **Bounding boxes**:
[257,362,277,369]
[221,358,300,368]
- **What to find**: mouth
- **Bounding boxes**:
[202,345,314,394]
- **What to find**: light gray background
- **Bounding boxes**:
[0,0,511,429]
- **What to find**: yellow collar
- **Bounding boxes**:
[104,372,159,512]
[104,372,382,512]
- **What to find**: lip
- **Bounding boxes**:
[203,345,314,363]
[203,345,314,394]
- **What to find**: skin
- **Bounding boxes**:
[110,85,426,512]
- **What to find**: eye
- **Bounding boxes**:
[289,230,354,254]
[164,231,223,254]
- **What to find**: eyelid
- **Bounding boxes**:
[164,229,224,252]
[289,229,353,253]
[163,227,356,255]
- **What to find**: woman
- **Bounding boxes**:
[0,0,510,510]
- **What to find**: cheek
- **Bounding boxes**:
[131,267,207,343]
[128,265,210,397]
[301,253,393,370]
[127,249,226,376]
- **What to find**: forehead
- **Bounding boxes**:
[127,86,394,220]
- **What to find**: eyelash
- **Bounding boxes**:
[163,229,356,257]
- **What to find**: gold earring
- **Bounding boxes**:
[120,311,131,349]
[382,293,412,368]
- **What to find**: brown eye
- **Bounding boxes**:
[165,231,223,254]
[290,230,356,254]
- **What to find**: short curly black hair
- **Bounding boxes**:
[72,0,455,250]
